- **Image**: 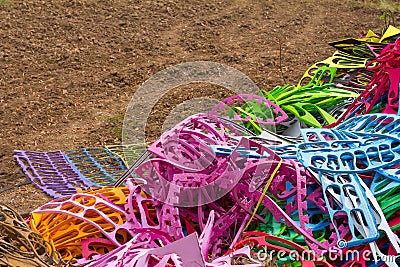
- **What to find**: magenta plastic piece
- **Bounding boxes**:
[82,233,186,267]
[149,113,240,161]
[82,238,116,260]
[82,210,261,267]
[137,118,282,207]
[136,124,342,257]
[124,180,184,241]
[382,68,400,114]
[207,247,262,267]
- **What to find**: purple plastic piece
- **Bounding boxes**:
[128,228,175,248]
[141,114,244,206]
[209,94,288,125]
[14,150,91,198]
[135,154,242,207]
[137,127,341,257]
[198,209,215,261]
[159,204,184,240]
[124,181,160,229]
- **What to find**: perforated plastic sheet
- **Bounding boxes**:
[14,150,90,198]
[106,143,148,168]
[64,147,127,186]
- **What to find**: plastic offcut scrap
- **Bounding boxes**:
[14,147,128,198]
[14,150,91,198]
[9,22,400,267]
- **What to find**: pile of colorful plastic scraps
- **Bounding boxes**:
[6,23,400,267]
[28,110,335,267]
[24,110,400,266]
[28,176,269,266]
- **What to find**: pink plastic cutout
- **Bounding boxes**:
[83,210,262,267]
[209,94,288,125]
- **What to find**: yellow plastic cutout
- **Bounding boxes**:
[357,30,380,42]
[380,25,400,43]
[298,62,329,87]
[29,186,142,262]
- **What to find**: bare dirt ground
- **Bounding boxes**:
[0,0,398,213]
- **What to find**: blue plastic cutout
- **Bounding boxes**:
[64,147,127,186]
[210,145,270,158]
[300,118,400,259]
[315,171,379,247]
[336,114,400,135]
[298,136,400,174]
[270,144,300,159]
[300,128,361,142]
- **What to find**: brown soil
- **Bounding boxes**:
[0,0,397,213]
